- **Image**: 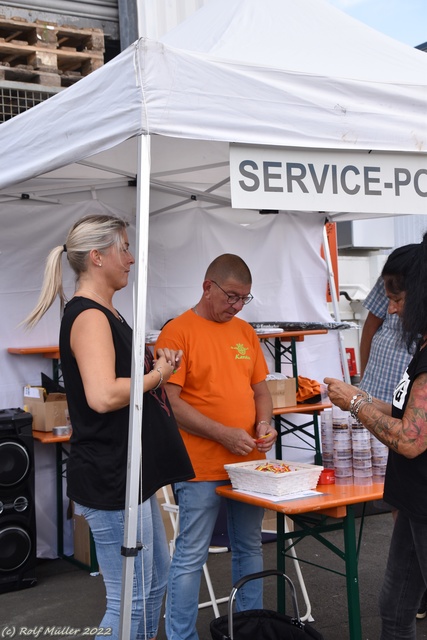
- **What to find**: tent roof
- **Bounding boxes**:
[0,0,426,209]
[162,0,427,83]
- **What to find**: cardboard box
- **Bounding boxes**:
[266,376,296,409]
[73,513,93,567]
[23,385,68,432]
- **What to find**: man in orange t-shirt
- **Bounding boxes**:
[156,253,276,640]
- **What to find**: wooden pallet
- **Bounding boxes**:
[0,43,103,72]
[0,16,104,84]
[0,63,60,86]
[0,17,104,53]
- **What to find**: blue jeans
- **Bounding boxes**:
[165,480,264,640]
[379,510,427,639]
[75,495,170,640]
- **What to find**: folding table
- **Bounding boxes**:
[217,481,384,640]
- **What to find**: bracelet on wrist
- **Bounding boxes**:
[349,393,364,414]
[351,396,372,419]
[349,390,373,418]
[257,420,271,427]
[152,367,163,391]
[350,397,365,419]
[357,389,373,402]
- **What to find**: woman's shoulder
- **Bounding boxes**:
[62,297,118,331]
[64,296,101,314]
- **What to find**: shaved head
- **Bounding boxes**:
[205,254,252,285]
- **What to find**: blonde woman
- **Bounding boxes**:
[24,214,193,640]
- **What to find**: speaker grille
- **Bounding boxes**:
[0,526,32,572]
[0,441,30,487]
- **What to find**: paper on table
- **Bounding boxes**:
[231,488,322,503]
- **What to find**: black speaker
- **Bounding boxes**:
[0,408,37,592]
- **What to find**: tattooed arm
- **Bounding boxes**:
[324,374,427,459]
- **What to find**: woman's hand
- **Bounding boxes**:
[154,348,183,384]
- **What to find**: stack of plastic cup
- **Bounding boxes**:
[371,436,388,483]
[320,408,334,469]
[351,417,373,485]
[332,407,353,485]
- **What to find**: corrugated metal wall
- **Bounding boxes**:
[394,215,427,246]
[1,0,118,21]
[0,0,210,41]
[0,1,119,38]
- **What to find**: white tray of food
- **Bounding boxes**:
[224,460,323,497]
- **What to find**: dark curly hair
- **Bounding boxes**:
[382,233,427,349]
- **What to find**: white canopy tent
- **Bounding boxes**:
[1,0,426,406]
[1,0,426,634]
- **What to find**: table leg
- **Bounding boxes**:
[276,509,363,640]
[343,506,362,640]
[274,337,281,374]
[271,337,298,384]
[274,412,323,463]
[55,442,64,557]
[290,338,298,384]
[276,512,286,609]
[55,442,98,572]
[312,412,323,466]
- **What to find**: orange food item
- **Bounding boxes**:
[254,462,292,474]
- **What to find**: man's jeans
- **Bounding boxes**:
[165,480,264,640]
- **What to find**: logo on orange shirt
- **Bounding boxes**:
[231,343,251,360]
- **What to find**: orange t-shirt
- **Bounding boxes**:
[155,310,269,480]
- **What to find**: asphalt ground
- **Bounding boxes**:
[3,510,427,639]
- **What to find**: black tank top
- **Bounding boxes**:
[386,343,427,522]
[60,297,193,510]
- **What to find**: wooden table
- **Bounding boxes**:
[7,346,60,358]
[8,346,61,382]
[217,482,384,640]
[32,429,97,572]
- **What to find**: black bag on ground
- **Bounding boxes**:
[210,570,324,640]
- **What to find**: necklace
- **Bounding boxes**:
[192,305,199,316]
[77,288,124,323]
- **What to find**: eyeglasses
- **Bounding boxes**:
[211,280,253,305]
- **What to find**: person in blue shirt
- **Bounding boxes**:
[359,276,412,403]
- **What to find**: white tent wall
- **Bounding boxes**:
[147,209,331,327]
[1,200,134,406]
[1,201,342,411]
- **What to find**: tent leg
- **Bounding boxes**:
[322,224,351,384]
[119,134,152,640]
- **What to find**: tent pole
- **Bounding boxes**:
[322,223,351,384]
[119,134,151,639]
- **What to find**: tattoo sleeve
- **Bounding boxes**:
[358,372,427,458]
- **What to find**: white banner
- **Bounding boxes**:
[230,144,427,215]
